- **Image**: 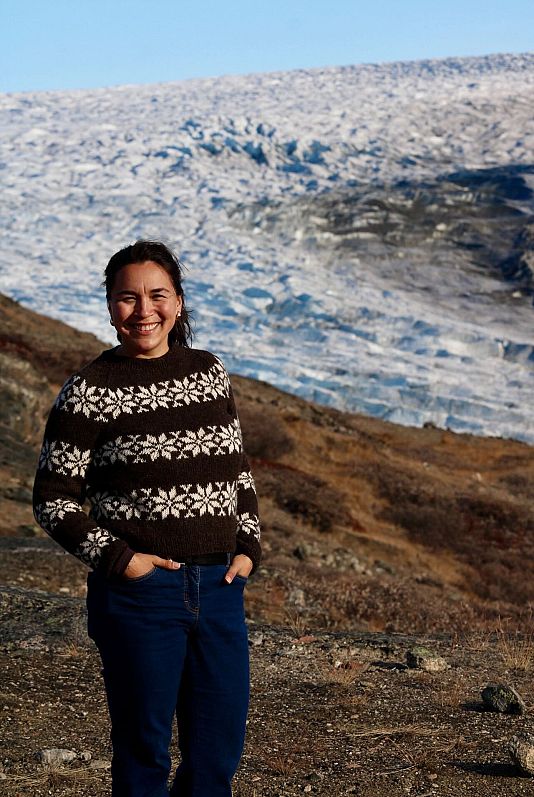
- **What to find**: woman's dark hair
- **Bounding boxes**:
[103,240,194,347]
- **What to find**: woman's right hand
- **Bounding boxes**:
[123,553,182,579]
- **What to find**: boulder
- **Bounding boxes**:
[481,684,525,714]
[509,732,534,775]
[406,646,449,673]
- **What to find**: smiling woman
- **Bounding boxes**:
[108,264,182,358]
[105,242,186,359]
[32,240,261,797]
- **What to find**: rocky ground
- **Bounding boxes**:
[1,292,534,795]
[2,592,534,796]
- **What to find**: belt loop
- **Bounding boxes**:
[226,552,231,566]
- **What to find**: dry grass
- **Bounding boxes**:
[350,722,435,738]
[57,642,89,659]
[373,731,460,779]
[456,627,494,654]
[309,647,370,687]
[258,743,312,777]
[283,607,309,638]
[495,612,534,672]
[321,659,369,686]
[5,765,104,789]
[261,753,299,777]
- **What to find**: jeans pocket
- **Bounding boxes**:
[120,566,159,584]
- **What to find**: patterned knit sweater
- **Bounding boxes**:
[32,344,261,578]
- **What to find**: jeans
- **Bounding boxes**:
[86,560,250,797]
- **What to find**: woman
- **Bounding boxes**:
[32,240,261,797]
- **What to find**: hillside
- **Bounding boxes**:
[1,292,534,795]
[1,291,533,630]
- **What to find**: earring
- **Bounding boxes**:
[109,318,114,325]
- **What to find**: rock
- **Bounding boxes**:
[374,559,395,574]
[509,732,534,775]
[3,484,33,503]
[1,585,90,652]
[482,684,526,714]
[405,646,449,672]
[289,588,306,608]
[17,523,40,537]
[37,748,77,766]
[349,556,365,573]
[0,351,57,443]
[89,759,111,770]
[293,544,311,560]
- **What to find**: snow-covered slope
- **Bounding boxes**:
[1,53,533,442]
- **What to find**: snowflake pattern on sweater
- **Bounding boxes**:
[54,358,230,422]
[87,481,239,520]
[93,419,243,467]
[78,528,120,567]
[32,346,262,578]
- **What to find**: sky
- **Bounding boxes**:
[1,0,533,93]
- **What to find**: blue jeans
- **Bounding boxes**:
[86,561,250,797]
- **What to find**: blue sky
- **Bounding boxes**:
[1,0,533,93]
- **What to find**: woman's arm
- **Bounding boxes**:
[212,353,262,573]
[32,373,135,578]
[234,449,262,572]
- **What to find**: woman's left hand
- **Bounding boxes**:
[225,554,253,583]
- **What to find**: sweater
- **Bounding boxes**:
[32,343,261,578]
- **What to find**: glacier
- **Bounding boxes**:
[0,52,533,443]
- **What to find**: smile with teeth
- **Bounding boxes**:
[130,322,160,332]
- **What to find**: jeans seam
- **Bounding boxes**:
[183,566,199,618]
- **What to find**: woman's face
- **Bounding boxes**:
[107,261,182,359]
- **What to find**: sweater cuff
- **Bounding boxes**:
[97,539,136,579]
[234,538,262,575]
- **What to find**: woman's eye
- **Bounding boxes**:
[116,294,169,304]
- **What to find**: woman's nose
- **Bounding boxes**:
[135,296,153,315]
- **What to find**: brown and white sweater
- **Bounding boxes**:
[32,344,261,578]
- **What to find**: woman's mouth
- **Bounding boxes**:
[129,322,160,334]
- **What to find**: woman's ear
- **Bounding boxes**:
[107,301,114,322]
